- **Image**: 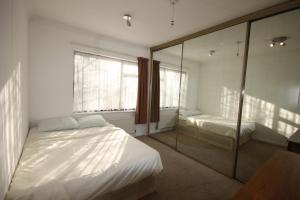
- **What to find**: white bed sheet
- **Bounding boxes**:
[180,115,255,138]
[7,124,163,200]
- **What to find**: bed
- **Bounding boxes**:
[177,114,255,151]
[6,124,163,200]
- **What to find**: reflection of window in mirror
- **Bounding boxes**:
[160,66,188,109]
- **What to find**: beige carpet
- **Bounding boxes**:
[138,136,242,200]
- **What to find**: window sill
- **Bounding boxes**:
[73,110,136,115]
[73,107,178,115]
[160,107,178,111]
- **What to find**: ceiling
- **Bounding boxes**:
[31,0,286,47]
[158,23,247,63]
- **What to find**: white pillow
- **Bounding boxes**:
[77,115,107,129]
[180,109,202,117]
[38,116,78,132]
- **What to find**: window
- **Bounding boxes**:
[160,67,188,108]
[73,52,138,112]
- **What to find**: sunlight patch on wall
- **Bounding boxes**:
[242,95,275,129]
[242,95,260,122]
[277,121,299,138]
[279,108,300,125]
[220,86,275,128]
[220,87,300,139]
[0,63,22,194]
[220,87,240,120]
[258,101,275,129]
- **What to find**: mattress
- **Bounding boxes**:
[179,114,255,139]
[6,125,163,200]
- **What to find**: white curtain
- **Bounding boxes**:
[73,52,138,112]
[160,67,188,108]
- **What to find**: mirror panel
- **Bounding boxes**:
[236,9,300,182]
[149,44,183,148]
[177,23,248,176]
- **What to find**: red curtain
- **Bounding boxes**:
[151,60,160,122]
[135,57,149,124]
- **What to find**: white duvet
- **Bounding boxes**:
[180,115,255,138]
[7,125,163,200]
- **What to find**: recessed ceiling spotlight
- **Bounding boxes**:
[123,14,132,27]
[269,36,288,47]
[209,50,215,56]
[279,42,286,46]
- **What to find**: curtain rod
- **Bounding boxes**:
[71,41,143,63]
[74,50,138,64]
[159,61,190,71]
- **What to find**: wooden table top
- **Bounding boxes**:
[234,150,300,200]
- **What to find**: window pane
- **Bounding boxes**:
[160,67,187,108]
[97,59,121,110]
[73,52,137,112]
[122,76,138,109]
[123,62,138,76]
[180,72,188,108]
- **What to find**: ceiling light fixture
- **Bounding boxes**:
[123,14,132,27]
[170,0,179,27]
[209,50,215,57]
[269,36,288,47]
[279,41,286,46]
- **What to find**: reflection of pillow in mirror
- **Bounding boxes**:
[180,110,202,117]
[38,116,79,132]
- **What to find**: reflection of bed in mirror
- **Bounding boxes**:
[177,112,255,151]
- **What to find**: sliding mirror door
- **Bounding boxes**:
[177,23,248,176]
[236,9,300,182]
[149,44,183,148]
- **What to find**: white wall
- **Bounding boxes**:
[181,58,201,110]
[0,0,30,199]
[29,17,150,136]
[197,55,244,120]
[243,49,300,146]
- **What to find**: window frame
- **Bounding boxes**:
[73,51,138,113]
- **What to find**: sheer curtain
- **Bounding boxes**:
[160,67,188,108]
[73,52,138,112]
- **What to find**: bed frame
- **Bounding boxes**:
[176,123,252,151]
[93,176,156,200]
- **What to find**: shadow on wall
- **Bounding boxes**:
[0,63,23,197]
[220,86,299,146]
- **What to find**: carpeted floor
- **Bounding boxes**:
[138,136,242,200]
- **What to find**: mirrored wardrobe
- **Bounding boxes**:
[177,23,247,177]
[149,7,300,181]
